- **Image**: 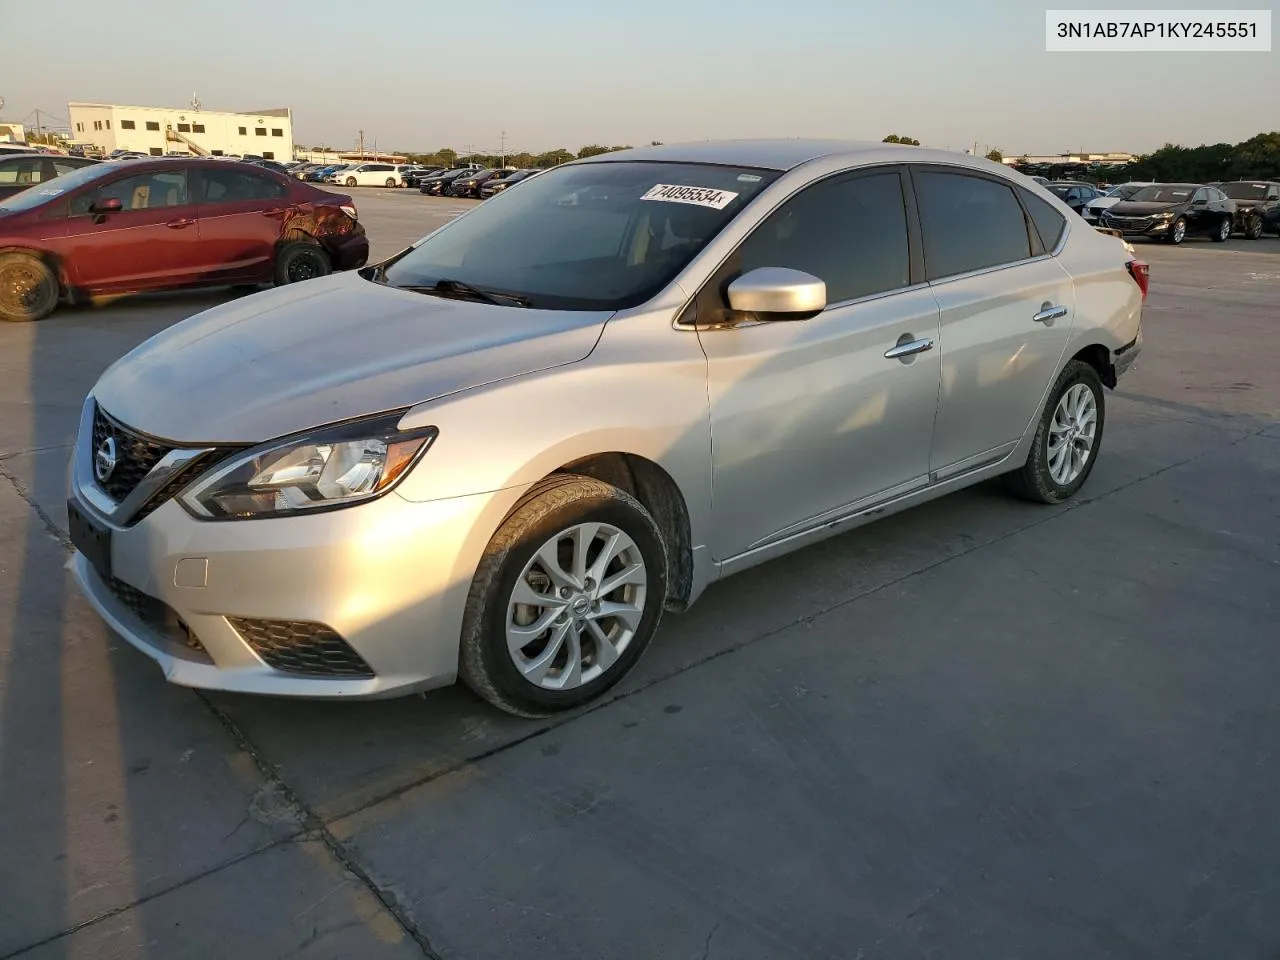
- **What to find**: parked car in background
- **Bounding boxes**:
[418,167,475,195]
[0,157,368,322]
[243,158,291,175]
[403,167,443,189]
[333,163,405,187]
[1082,182,1157,223]
[448,167,517,198]
[0,152,99,201]
[1045,181,1102,215]
[1216,180,1280,238]
[479,168,543,198]
[1101,183,1235,244]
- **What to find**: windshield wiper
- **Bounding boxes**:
[401,278,530,308]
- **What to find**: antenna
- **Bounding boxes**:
[190,93,201,112]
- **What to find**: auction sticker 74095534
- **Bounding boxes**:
[641,184,739,210]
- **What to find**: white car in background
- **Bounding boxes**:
[333,162,413,187]
[1084,182,1157,223]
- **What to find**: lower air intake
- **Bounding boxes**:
[227,617,374,678]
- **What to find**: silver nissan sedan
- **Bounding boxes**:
[68,140,1146,716]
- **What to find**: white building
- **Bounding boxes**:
[0,122,25,143]
[67,102,294,160]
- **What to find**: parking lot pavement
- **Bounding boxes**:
[0,218,1277,957]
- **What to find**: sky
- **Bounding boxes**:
[2,0,1276,156]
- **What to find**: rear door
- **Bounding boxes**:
[192,164,291,281]
[64,167,201,291]
[910,167,1076,479]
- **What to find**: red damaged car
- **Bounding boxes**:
[0,157,369,322]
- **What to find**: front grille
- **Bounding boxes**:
[92,405,173,502]
[228,618,375,678]
[1104,215,1153,228]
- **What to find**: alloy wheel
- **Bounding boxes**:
[1171,219,1186,244]
[1046,383,1098,486]
[0,261,46,314]
[1219,218,1231,241]
[506,522,648,690]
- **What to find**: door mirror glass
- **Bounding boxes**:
[91,197,123,214]
[726,267,826,317]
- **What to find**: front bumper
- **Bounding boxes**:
[67,401,520,699]
[1101,217,1174,238]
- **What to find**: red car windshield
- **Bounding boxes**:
[0,162,118,213]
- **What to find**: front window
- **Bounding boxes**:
[1129,185,1195,203]
[0,162,121,212]
[1219,182,1270,201]
[378,161,779,310]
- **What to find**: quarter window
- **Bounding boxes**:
[1019,188,1067,251]
[734,171,911,304]
[0,159,47,185]
[914,170,1032,280]
[71,170,189,215]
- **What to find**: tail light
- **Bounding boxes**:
[1126,259,1149,301]
[340,204,358,220]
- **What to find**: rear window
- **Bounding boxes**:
[914,171,1033,280]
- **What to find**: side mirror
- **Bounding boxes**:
[91,197,123,214]
[726,267,826,318]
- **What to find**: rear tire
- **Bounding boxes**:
[385,177,396,188]
[1003,360,1105,505]
[274,241,332,285]
[1212,216,1231,242]
[0,252,59,322]
[459,474,668,717]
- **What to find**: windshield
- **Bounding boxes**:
[1128,185,1196,203]
[1219,182,1270,200]
[0,162,115,213]
[380,161,779,310]
[1107,183,1145,200]
[1048,184,1080,197]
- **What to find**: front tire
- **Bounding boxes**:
[1243,215,1263,240]
[274,241,332,285]
[1004,360,1105,504]
[1212,216,1231,242]
[345,177,357,187]
[459,475,668,717]
[1166,217,1187,244]
[0,252,59,322]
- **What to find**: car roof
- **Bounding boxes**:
[570,138,1009,174]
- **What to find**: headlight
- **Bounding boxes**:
[1154,211,1176,219]
[179,412,437,520]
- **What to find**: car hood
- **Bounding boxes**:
[1107,201,1185,216]
[93,272,610,444]
[1087,196,1122,209]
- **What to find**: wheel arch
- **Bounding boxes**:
[1069,342,1116,390]
[0,244,69,294]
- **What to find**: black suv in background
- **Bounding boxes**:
[1216,181,1280,239]
[1045,181,1102,215]
[418,168,477,196]
[1102,183,1236,244]
[447,168,517,198]
[479,168,543,198]
[403,167,443,188]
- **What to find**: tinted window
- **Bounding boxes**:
[1019,189,1067,251]
[735,171,910,303]
[915,171,1032,279]
[199,167,287,203]
[70,170,189,215]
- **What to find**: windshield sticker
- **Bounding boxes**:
[737,173,762,183]
[37,188,65,197]
[641,184,739,210]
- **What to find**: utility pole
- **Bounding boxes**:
[500,129,506,167]
[358,129,365,159]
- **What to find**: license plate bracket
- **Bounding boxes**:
[67,500,113,581]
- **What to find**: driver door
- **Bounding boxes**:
[691,168,941,561]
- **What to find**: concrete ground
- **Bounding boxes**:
[0,191,1277,959]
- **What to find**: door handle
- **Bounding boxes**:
[165,218,195,229]
[884,337,935,360]
[1033,305,1068,324]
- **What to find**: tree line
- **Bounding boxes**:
[1012,131,1280,183]
[398,143,649,169]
